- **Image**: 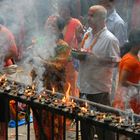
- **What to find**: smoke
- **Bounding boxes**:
[0,0,62,90]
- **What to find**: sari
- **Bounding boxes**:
[63,18,82,97]
[33,39,71,140]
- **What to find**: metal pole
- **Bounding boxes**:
[116,132,119,140]
[51,113,54,140]
[45,89,140,118]
[15,100,18,140]
[5,97,9,140]
[75,119,79,140]
[27,105,30,140]
[63,116,66,140]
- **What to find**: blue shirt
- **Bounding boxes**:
[106,10,128,47]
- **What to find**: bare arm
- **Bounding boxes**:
[119,70,139,87]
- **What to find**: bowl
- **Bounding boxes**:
[104,118,112,123]
[71,49,87,60]
[2,65,18,74]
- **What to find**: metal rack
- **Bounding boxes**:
[1,85,140,140]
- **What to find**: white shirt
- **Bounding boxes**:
[106,9,128,47]
[78,27,120,94]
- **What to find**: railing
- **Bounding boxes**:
[1,88,140,140]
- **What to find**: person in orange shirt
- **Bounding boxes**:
[114,29,140,114]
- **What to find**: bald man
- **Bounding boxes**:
[77,5,120,140]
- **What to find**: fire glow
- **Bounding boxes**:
[52,86,55,95]
[65,82,71,102]
[61,83,71,105]
[1,78,140,133]
[81,102,88,113]
[0,74,6,82]
[26,92,32,97]
[62,96,66,103]
[38,94,42,102]
[31,83,35,90]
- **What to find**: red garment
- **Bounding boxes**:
[64,18,82,97]
[45,16,81,96]
[0,26,17,140]
[0,25,17,66]
[119,53,140,84]
[33,39,69,140]
[64,18,82,49]
[114,53,140,114]
[33,111,63,140]
[0,123,6,140]
[130,97,140,114]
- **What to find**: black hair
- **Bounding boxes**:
[56,17,66,40]
[121,29,140,57]
[109,0,114,2]
[56,17,66,31]
[128,29,140,46]
[120,43,131,57]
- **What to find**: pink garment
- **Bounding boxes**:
[63,18,82,97]
[64,18,82,49]
[0,25,18,66]
[131,0,140,29]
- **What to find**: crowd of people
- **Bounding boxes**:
[0,0,140,140]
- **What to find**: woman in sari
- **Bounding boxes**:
[33,16,72,140]
[58,0,83,97]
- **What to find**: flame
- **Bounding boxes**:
[42,91,46,95]
[27,92,32,96]
[32,83,35,90]
[38,95,42,101]
[119,118,122,123]
[52,86,55,95]
[65,82,71,102]
[0,74,6,82]
[102,114,106,119]
[71,99,76,107]
[81,102,88,113]
[85,102,88,108]
[54,99,58,103]
[117,116,123,123]
[62,96,66,103]
[39,95,42,98]
[54,99,58,105]
[81,107,88,113]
